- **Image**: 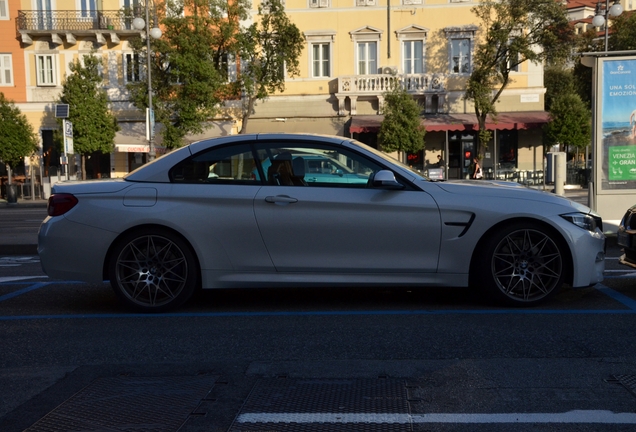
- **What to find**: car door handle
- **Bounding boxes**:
[265,195,298,204]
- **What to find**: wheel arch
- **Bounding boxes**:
[102,223,202,285]
[468,217,574,288]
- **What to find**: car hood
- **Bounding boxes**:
[51,179,132,195]
[432,179,591,211]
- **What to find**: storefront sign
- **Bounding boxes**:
[115,144,167,154]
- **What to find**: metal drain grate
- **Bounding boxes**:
[25,375,218,432]
[229,378,413,432]
[614,374,636,398]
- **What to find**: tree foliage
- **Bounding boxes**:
[378,85,426,154]
[544,93,591,150]
[0,93,39,169]
[127,0,233,149]
[466,0,573,157]
[608,12,636,51]
[57,52,118,157]
[544,66,576,112]
[237,0,304,133]
[127,0,303,145]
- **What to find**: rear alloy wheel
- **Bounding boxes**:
[479,224,565,306]
[109,229,197,312]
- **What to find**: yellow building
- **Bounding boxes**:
[245,0,550,180]
[9,0,566,184]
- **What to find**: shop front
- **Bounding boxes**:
[349,111,549,181]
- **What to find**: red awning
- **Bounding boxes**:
[349,111,550,133]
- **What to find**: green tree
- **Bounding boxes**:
[608,12,636,51]
[544,66,576,112]
[57,52,118,179]
[127,0,231,149]
[466,0,573,158]
[0,93,39,185]
[544,93,591,152]
[378,85,426,154]
[237,0,304,133]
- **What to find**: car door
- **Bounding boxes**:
[252,141,441,273]
[168,142,274,275]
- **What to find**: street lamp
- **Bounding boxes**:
[132,2,162,161]
[591,0,624,53]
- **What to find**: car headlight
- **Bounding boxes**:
[560,212,601,232]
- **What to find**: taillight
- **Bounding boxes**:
[48,193,78,216]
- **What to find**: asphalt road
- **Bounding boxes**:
[1,236,635,431]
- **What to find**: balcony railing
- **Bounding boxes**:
[338,73,446,95]
[17,10,139,32]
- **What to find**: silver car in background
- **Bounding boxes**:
[38,134,605,312]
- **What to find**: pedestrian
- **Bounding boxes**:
[472,157,483,179]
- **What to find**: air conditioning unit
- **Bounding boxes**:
[382,66,398,75]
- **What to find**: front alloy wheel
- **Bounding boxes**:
[481,225,565,306]
[109,229,197,312]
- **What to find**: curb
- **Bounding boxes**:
[0,245,38,256]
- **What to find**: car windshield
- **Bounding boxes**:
[346,139,431,180]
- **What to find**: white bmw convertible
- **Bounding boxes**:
[38,134,605,312]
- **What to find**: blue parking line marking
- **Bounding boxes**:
[0,282,51,303]
[1,308,636,321]
[594,284,636,310]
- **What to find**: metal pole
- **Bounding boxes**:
[604,0,609,53]
[146,2,155,161]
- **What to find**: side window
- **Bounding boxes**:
[170,143,260,185]
[254,141,382,188]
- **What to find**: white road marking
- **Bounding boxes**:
[237,410,636,424]
[0,276,47,283]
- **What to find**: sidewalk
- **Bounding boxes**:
[0,187,593,256]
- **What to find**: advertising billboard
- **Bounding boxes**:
[599,58,636,190]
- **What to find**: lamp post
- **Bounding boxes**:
[592,0,624,53]
[132,2,162,161]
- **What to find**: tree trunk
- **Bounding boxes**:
[6,164,11,185]
[239,95,257,135]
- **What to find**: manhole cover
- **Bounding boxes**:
[25,375,218,432]
[229,378,413,432]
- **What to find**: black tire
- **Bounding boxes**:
[108,228,198,312]
[476,222,565,306]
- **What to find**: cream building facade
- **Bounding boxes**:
[5,0,585,184]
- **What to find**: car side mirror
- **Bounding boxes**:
[334,169,344,177]
[372,170,404,190]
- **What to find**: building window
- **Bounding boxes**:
[36,54,56,86]
[81,0,97,18]
[444,26,477,75]
[0,55,12,85]
[309,0,329,7]
[507,39,520,72]
[402,0,422,4]
[312,43,330,77]
[357,41,377,75]
[356,0,376,5]
[403,40,423,74]
[450,38,471,74]
[0,0,8,20]
[124,53,142,83]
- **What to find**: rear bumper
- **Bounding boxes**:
[38,215,116,282]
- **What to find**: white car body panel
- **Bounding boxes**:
[253,185,440,272]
